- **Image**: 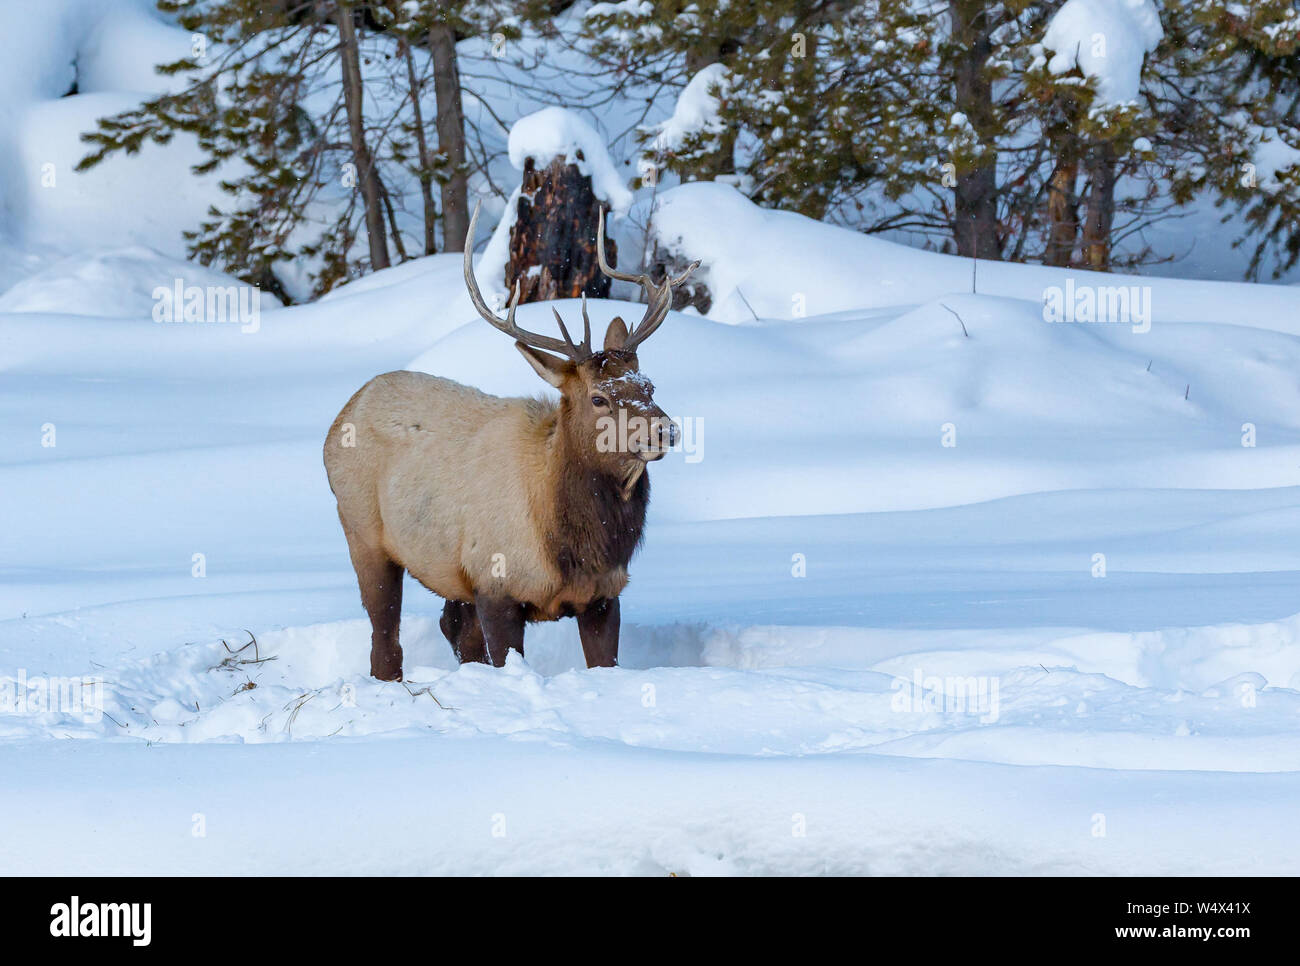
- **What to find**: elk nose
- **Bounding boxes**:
[660,417,680,448]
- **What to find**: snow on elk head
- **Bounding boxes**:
[464,202,698,494]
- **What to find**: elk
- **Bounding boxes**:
[324,203,698,680]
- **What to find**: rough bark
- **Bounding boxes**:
[429,22,469,253]
[505,155,614,304]
[1082,140,1118,271]
[1044,155,1080,267]
[949,0,1001,260]
[336,2,390,271]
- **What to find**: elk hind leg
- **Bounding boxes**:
[440,600,487,664]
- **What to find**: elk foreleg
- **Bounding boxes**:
[440,600,487,664]
[476,596,526,667]
[348,543,405,681]
[577,596,619,668]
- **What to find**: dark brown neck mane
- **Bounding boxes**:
[547,401,649,582]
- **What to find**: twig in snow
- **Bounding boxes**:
[940,302,970,338]
[734,286,760,322]
[282,691,316,735]
[213,630,277,672]
[403,681,455,711]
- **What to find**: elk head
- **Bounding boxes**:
[464,202,698,495]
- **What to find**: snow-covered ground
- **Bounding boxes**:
[6,214,1300,872]
[3,0,1300,876]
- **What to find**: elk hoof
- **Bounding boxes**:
[371,654,403,682]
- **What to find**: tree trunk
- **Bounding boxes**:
[380,179,409,262]
[1043,155,1080,266]
[403,43,437,255]
[949,0,1000,260]
[429,22,469,253]
[1082,140,1117,271]
[336,2,390,271]
[506,155,615,304]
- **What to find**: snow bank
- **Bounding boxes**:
[11,93,229,254]
[637,181,1300,330]
[8,611,1300,775]
[0,0,189,103]
[0,247,278,317]
[74,1,197,96]
[0,0,199,237]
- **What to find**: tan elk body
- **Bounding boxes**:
[324,204,696,678]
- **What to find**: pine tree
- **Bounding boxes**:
[582,2,1075,260]
[77,1,388,298]
[76,0,520,299]
[1189,0,1300,278]
[582,1,947,227]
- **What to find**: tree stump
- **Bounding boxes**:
[506,154,616,304]
[648,242,712,315]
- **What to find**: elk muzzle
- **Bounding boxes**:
[639,408,678,461]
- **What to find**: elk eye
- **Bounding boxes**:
[591,395,609,408]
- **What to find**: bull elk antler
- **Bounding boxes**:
[463,200,700,359]
[464,201,585,359]
[596,205,700,352]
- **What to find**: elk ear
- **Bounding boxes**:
[604,316,629,351]
[516,342,571,388]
